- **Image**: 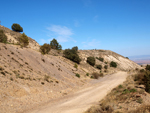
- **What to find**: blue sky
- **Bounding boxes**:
[0,0,150,56]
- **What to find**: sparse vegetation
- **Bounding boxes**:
[63,46,81,64]
[136,97,143,104]
[91,72,103,79]
[128,105,150,113]
[96,65,102,70]
[86,73,89,76]
[18,33,29,47]
[140,69,144,72]
[146,64,150,71]
[72,46,78,51]
[40,43,51,54]
[75,73,80,78]
[86,70,150,113]
[11,23,23,32]
[85,105,114,113]
[104,65,108,69]
[134,70,150,93]
[110,61,117,68]
[118,84,123,88]
[50,38,62,50]
[96,57,104,62]
[74,63,78,69]
[87,57,95,66]
[0,30,7,43]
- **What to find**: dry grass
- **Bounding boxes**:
[128,105,150,113]
[85,73,150,113]
[85,105,113,113]
[91,72,103,79]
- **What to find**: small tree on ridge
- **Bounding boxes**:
[50,38,62,50]
[18,33,29,47]
[11,23,23,32]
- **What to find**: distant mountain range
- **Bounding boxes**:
[129,55,150,65]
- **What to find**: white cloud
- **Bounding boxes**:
[82,39,100,48]
[39,38,53,45]
[47,25,75,43]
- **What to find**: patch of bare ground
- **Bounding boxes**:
[85,71,150,113]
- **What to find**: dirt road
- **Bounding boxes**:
[26,71,128,113]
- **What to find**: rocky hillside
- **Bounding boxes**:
[79,50,141,71]
[0,25,40,50]
[0,43,89,113]
[0,25,142,113]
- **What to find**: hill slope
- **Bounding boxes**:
[0,25,141,113]
[0,25,40,50]
[79,49,141,71]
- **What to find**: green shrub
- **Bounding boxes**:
[75,73,80,78]
[96,57,104,62]
[11,23,23,32]
[110,61,117,68]
[104,65,108,69]
[40,43,51,54]
[87,57,95,66]
[134,71,150,93]
[63,47,81,64]
[74,63,78,69]
[144,73,150,93]
[18,33,29,47]
[130,88,137,93]
[122,89,130,94]
[96,65,102,70]
[146,65,150,71]
[90,76,94,79]
[118,85,123,88]
[0,30,7,43]
[50,38,62,50]
[140,69,145,73]
[72,46,78,51]
[86,73,89,76]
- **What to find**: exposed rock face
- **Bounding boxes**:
[0,25,40,50]
[79,50,141,71]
